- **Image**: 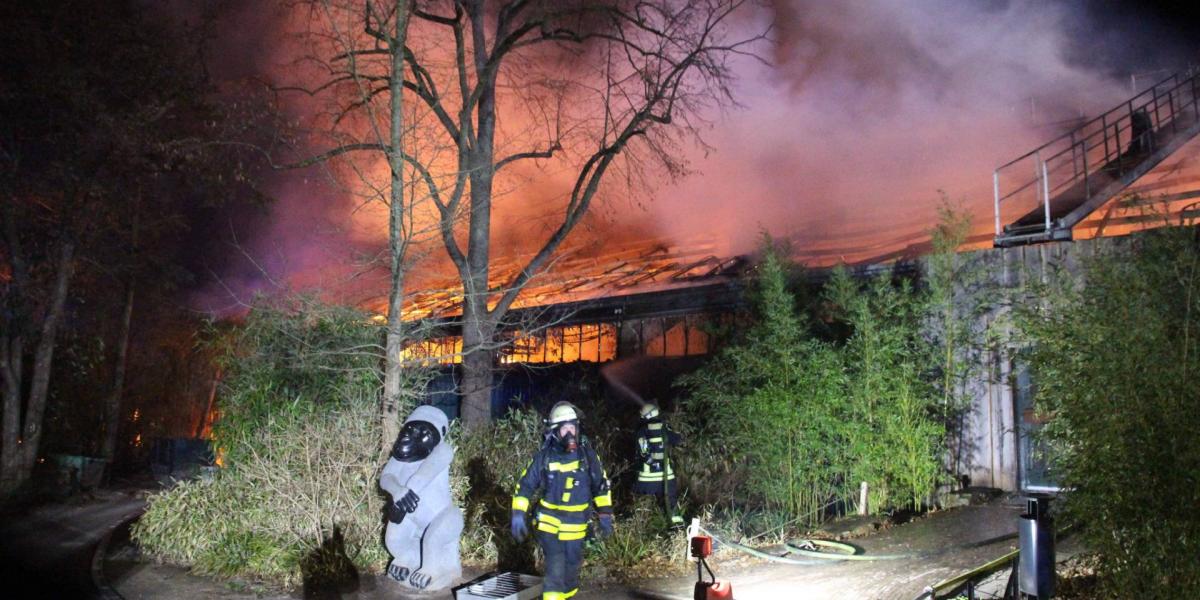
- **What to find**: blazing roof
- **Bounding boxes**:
[384,237,747,321]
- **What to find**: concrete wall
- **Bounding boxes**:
[940,234,1128,491]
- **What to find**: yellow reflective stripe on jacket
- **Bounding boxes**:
[534,515,587,536]
[641,462,673,473]
[536,521,587,539]
[539,499,590,512]
[561,477,574,503]
[535,513,586,528]
[638,474,676,482]
[548,460,580,472]
[648,422,662,430]
[594,491,612,507]
[640,461,674,476]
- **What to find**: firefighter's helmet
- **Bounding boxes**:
[640,404,660,420]
[548,401,580,425]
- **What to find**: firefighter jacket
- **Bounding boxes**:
[511,437,613,541]
[636,417,681,483]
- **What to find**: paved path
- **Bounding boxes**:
[0,488,145,599]
[1,489,1079,600]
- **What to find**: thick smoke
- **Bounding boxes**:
[194,0,1198,311]
[641,0,1194,262]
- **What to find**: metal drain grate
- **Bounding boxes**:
[454,572,543,600]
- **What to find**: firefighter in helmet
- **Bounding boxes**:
[511,401,613,600]
[634,403,684,525]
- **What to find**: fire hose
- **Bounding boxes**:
[694,524,1020,564]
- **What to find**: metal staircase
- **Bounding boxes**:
[993,69,1200,247]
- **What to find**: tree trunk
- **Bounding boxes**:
[381,292,406,453]
[0,203,28,495]
[15,240,76,486]
[459,298,495,429]
[459,11,500,428]
[0,334,24,495]
[101,280,135,476]
[379,0,411,456]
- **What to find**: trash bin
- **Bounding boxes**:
[1018,494,1055,598]
[51,454,108,494]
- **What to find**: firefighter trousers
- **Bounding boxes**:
[635,478,680,521]
[536,529,584,599]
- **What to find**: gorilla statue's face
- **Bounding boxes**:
[392,420,441,462]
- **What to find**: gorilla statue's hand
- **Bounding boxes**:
[398,489,420,513]
[387,501,407,524]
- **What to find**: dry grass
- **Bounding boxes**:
[132,397,390,588]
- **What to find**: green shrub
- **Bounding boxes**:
[679,234,946,523]
[677,238,849,523]
[1017,226,1200,598]
[584,495,684,580]
[133,298,403,587]
[208,296,387,466]
[827,268,943,512]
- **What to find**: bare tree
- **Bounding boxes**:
[277,0,427,450]
[285,0,763,428]
[421,0,760,427]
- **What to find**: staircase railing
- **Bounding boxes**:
[993,69,1200,242]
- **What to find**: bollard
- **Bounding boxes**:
[1018,494,1055,599]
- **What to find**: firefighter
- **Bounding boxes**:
[634,403,684,525]
[511,401,613,600]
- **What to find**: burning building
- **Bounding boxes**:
[384,238,748,418]
[378,67,1200,498]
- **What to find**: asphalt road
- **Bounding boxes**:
[0,488,145,600]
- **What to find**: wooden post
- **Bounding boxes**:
[859,481,869,516]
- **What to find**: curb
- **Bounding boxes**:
[91,508,144,600]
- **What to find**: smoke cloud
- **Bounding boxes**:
[640,0,1191,262]
[192,0,1199,311]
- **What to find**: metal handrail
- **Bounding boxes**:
[993,68,1200,239]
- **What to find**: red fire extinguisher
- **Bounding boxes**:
[691,535,734,600]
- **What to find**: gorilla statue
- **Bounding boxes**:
[380,405,463,591]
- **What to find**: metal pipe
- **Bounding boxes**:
[1101,113,1110,163]
[1169,90,1178,135]
[1185,73,1195,120]
[1042,159,1052,232]
[994,170,1002,237]
[1069,131,1078,179]
[1152,86,1161,143]
[1082,140,1090,199]
[1122,100,1135,176]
